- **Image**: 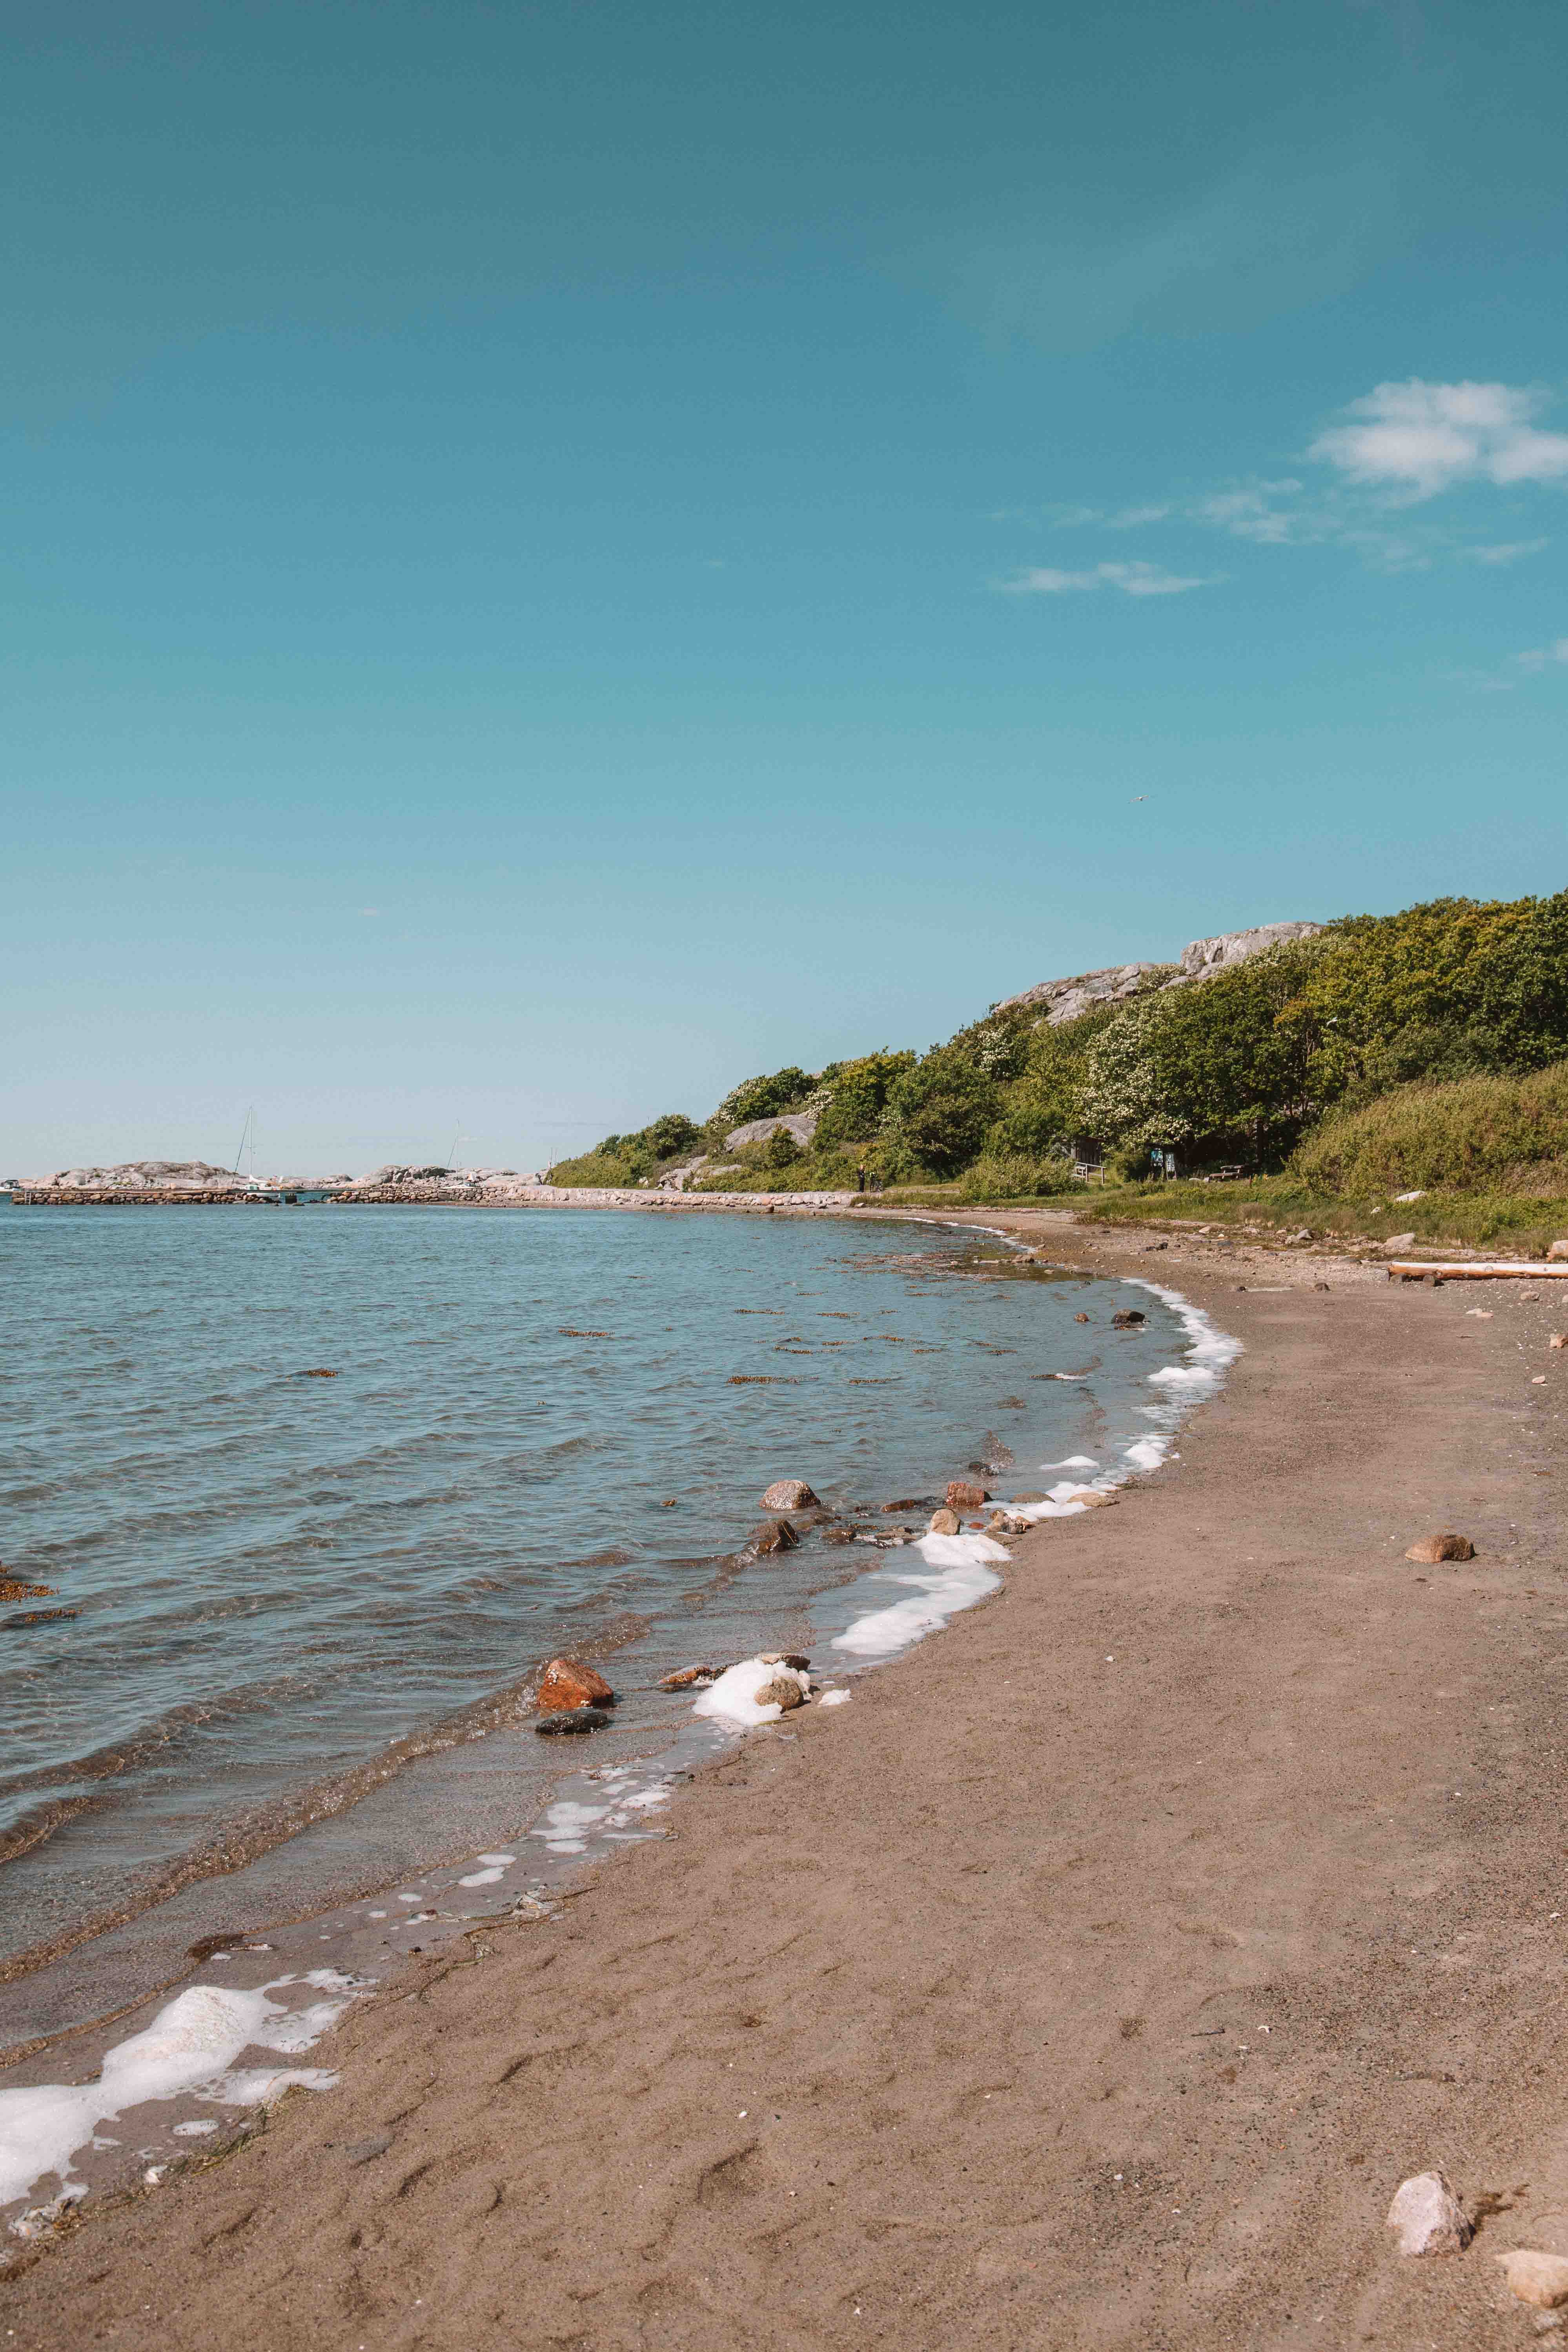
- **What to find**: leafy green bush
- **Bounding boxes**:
[883,1050,1001,1176]
[713,1067,814,1130]
[812,1050,917,1150]
[951,1153,1078,1201]
[1292,1061,1568,1196]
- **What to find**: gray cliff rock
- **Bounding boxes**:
[724,1110,820,1152]
[997,920,1323,1024]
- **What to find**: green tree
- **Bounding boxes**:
[714,1067,814,1129]
[812,1049,917,1149]
[884,1051,1001,1176]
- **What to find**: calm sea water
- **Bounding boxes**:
[0,1205,1185,1991]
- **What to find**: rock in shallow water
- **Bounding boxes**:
[537,1656,616,1713]
[1386,2168,1471,2256]
[535,1706,613,1737]
[946,1479,989,1508]
[659,1664,722,1689]
[760,1478,819,1510]
[750,1519,800,1555]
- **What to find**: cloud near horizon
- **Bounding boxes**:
[1001,559,1214,598]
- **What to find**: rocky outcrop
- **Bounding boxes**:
[724,1111,820,1152]
[998,920,1323,1025]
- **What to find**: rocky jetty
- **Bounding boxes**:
[997,919,1323,1023]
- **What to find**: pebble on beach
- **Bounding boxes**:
[1497,2252,1568,2309]
[1404,1533,1476,1563]
[1386,2169,1471,2257]
[760,1478,819,1510]
[537,1657,617,1713]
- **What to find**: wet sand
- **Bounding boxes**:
[5,1212,1568,2348]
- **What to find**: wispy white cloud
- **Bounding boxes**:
[1001,559,1215,598]
[1517,636,1568,673]
[1310,381,1568,500]
[1471,537,1549,566]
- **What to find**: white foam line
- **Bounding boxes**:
[2,1971,371,2218]
[830,1533,1009,1659]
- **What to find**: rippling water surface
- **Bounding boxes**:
[0,1205,1184,1980]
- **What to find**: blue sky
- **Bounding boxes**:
[5,0,1568,1173]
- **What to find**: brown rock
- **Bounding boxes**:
[1013,1490,1047,1503]
[1073,1311,1090,1323]
[927,1507,962,1535]
[186,1931,247,1961]
[1111,1310,1146,1328]
[537,1656,616,1713]
[658,1664,722,1689]
[946,1479,989,1508]
[1497,2251,1568,2309]
[986,1512,1030,1536]
[1551,1334,1567,1351]
[881,1497,928,1512]
[754,1676,806,1711]
[1404,1532,1476,1563]
[761,1479,820,1511]
[821,1523,860,1545]
[760,1651,811,1670]
[750,1519,799,1554]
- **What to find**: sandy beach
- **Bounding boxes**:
[5,1208,1568,2348]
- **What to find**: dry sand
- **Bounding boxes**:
[5,1212,1568,2348]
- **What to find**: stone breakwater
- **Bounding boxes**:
[327,1184,858,1210]
[9,1189,288,1207]
[8,1183,859,1211]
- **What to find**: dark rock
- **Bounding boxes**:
[1111,1310,1146,1328]
[187,1931,247,1961]
[535,1706,612,1736]
[750,1519,800,1554]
